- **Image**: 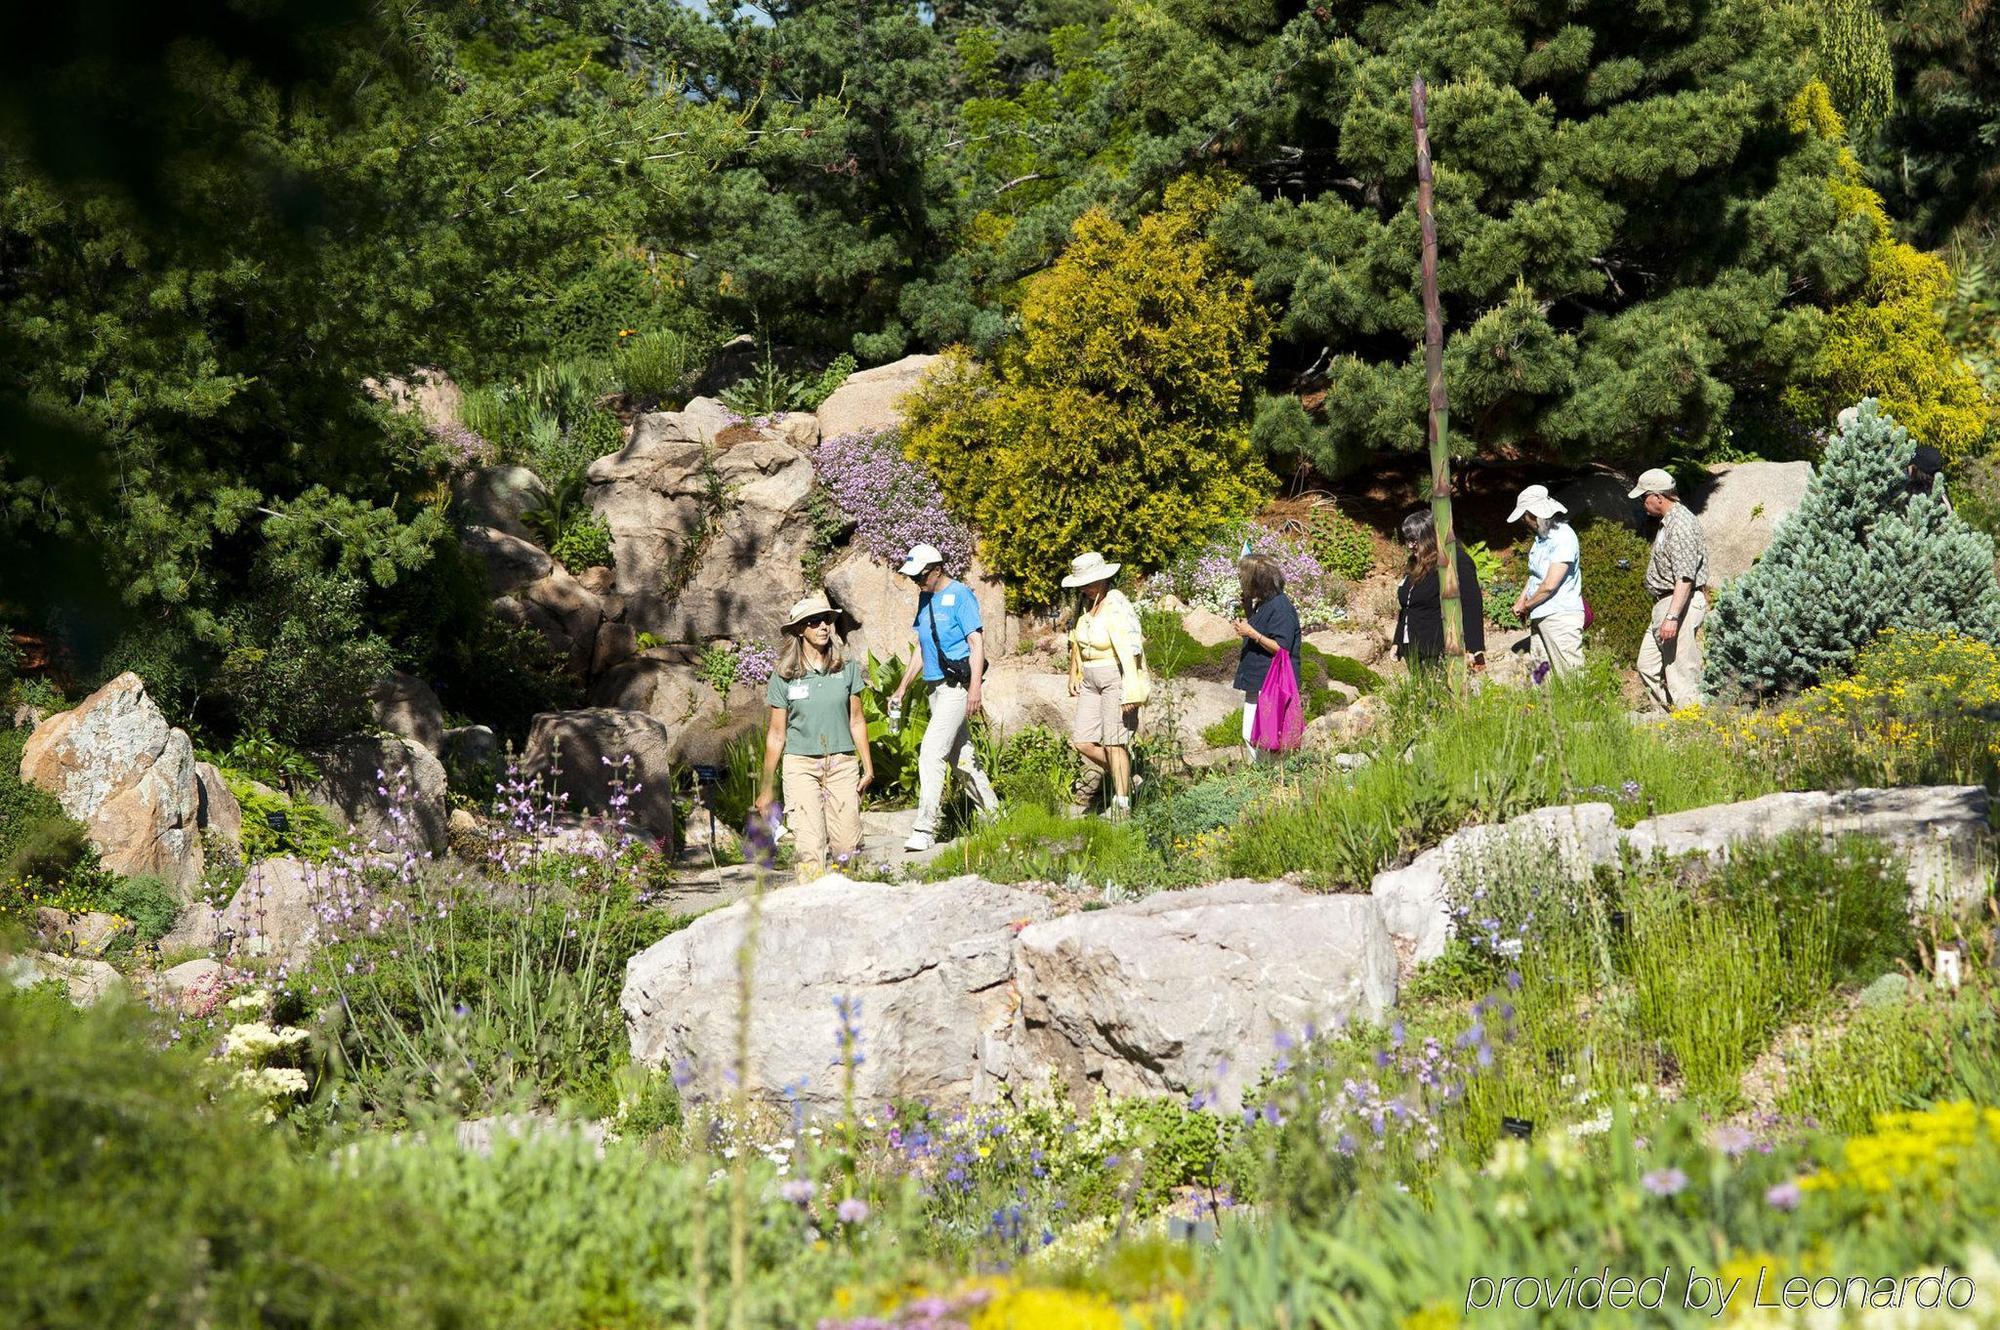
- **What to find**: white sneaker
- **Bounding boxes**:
[904,831,934,853]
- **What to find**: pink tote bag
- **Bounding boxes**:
[1250,650,1304,753]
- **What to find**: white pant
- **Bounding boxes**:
[1637,591,1707,710]
[914,683,1000,835]
[1529,611,1586,678]
[1241,700,1268,765]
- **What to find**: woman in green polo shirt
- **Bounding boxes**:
[754,593,874,882]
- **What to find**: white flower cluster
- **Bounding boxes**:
[222,1021,311,1063]
[232,1066,311,1122]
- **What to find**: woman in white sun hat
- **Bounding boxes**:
[1508,483,1586,679]
[755,592,873,882]
[1064,552,1148,818]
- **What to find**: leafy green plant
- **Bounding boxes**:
[1306,505,1374,583]
[695,643,740,701]
[990,725,1082,811]
[858,652,931,809]
[225,771,344,862]
[798,353,856,412]
[718,338,816,417]
[216,729,321,792]
[1575,518,1655,655]
[617,328,703,403]
[921,803,1158,889]
[1464,540,1523,631]
[548,511,614,571]
[799,487,854,587]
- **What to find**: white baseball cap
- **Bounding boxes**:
[1507,484,1568,523]
[898,543,944,576]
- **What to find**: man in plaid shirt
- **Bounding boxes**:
[1629,468,1709,709]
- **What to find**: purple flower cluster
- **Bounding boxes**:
[427,421,494,473]
[816,429,974,570]
[737,639,777,687]
[1149,526,1345,629]
[1322,998,1517,1159]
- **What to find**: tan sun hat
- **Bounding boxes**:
[1060,551,1122,589]
[1627,468,1677,499]
[1507,484,1568,523]
[783,592,840,629]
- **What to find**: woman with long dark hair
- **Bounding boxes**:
[1393,509,1486,668]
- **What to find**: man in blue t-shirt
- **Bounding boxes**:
[887,543,1001,852]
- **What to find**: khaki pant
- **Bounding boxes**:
[1072,663,1136,747]
[1637,590,1707,711]
[781,752,862,881]
[914,683,999,836]
[1529,611,1587,678]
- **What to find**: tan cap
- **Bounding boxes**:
[1627,468,1677,499]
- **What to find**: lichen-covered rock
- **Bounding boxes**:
[18,672,204,892]
[1006,881,1397,1112]
[161,857,323,967]
[622,873,1052,1113]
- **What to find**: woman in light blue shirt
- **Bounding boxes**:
[1507,485,1585,679]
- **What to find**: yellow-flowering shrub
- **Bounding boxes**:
[1803,1101,2000,1194]
[1677,629,2000,787]
[902,176,1272,606]
[1780,83,1995,460]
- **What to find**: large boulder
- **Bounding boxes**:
[494,564,604,676]
[18,672,204,892]
[814,355,940,442]
[162,857,323,967]
[364,367,463,431]
[522,708,678,838]
[193,761,244,864]
[440,724,501,791]
[1181,609,1238,648]
[1625,785,1992,914]
[367,672,445,754]
[4,952,126,1006]
[303,736,448,854]
[824,550,912,665]
[587,657,761,769]
[1687,460,1814,586]
[1555,472,1643,530]
[589,418,816,644]
[145,958,234,1014]
[452,465,550,541]
[1370,803,1621,966]
[462,524,554,593]
[1007,881,1397,1113]
[622,873,1053,1113]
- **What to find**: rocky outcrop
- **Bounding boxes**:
[1690,460,1814,586]
[18,672,205,892]
[586,658,761,769]
[30,907,134,959]
[1372,786,1995,966]
[452,465,550,541]
[1555,473,1643,530]
[193,761,243,865]
[1181,610,1238,648]
[440,724,500,790]
[4,952,127,1006]
[1626,785,1992,914]
[1371,804,1621,966]
[521,708,678,838]
[161,856,323,967]
[146,958,233,1013]
[303,736,448,854]
[365,367,463,431]
[589,412,816,645]
[462,524,605,674]
[622,873,1053,1113]
[367,672,445,755]
[814,355,940,442]
[1006,881,1397,1113]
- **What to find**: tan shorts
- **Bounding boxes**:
[1072,663,1136,747]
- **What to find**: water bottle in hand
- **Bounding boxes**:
[887,700,902,734]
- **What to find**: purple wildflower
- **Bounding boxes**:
[836,1197,870,1224]
[1765,1180,1802,1212]
[1641,1167,1688,1197]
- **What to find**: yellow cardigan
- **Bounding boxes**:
[1068,590,1149,705]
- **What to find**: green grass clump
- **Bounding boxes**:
[922,804,1160,890]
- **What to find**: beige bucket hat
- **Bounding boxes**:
[1060,551,1122,589]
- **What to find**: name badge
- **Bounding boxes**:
[788,684,810,701]
[940,593,955,606]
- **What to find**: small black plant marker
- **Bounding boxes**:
[264,809,289,833]
[1609,908,1629,936]
[1501,1116,1534,1141]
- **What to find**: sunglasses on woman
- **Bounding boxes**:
[801,614,839,627]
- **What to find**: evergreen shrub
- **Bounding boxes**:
[1574,520,1655,656]
[904,178,1272,606]
[1306,505,1374,583]
[1704,399,2000,696]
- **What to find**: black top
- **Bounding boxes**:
[1234,591,1302,694]
[1395,548,1487,662]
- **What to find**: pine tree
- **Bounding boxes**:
[1704,399,2000,697]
